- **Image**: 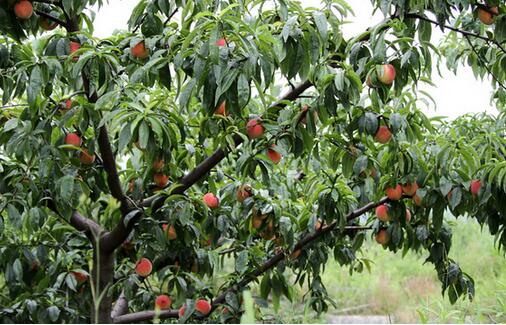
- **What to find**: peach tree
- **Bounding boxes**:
[0,0,506,323]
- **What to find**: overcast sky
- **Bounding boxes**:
[91,0,496,120]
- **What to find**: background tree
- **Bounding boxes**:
[0,0,505,323]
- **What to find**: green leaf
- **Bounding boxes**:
[60,175,74,202]
[138,120,150,149]
[312,11,328,41]
[28,65,43,107]
[13,258,23,281]
[235,251,249,274]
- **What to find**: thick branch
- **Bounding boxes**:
[113,310,179,323]
[97,126,130,214]
[45,197,103,240]
[34,9,68,28]
[111,291,129,319]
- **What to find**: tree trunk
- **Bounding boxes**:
[92,246,114,323]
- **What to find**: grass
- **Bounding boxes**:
[254,215,506,323]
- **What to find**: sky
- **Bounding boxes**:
[90,0,496,120]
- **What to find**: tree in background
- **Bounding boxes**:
[0,0,505,323]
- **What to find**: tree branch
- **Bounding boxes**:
[111,290,130,319]
[405,13,506,55]
[464,35,506,90]
[113,310,179,323]
[34,9,68,28]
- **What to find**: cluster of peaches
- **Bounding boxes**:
[134,258,213,317]
[374,179,482,245]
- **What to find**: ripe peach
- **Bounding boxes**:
[195,299,211,315]
[375,229,389,245]
[252,215,263,229]
[65,133,81,146]
[375,204,390,222]
[300,105,317,124]
[385,184,402,200]
[155,295,172,310]
[315,219,323,231]
[65,99,72,110]
[135,258,152,277]
[267,144,282,164]
[152,158,164,171]
[215,101,226,116]
[131,40,148,59]
[413,194,422,206]
[478,7,498,25]
[246,118,264,139]
[162,224,177,240]
[178,305,186,318]
[154,173,169,188]
[216,38,226,47]
[39,17,57,30]
[71,271,88,284]
[377,64,396,85]
[69,41,80,62]
[203,192,219,209]
[470,179,481,197]
[236,184,252,203]
[14,0,33,20]
[374,126,392,144]
[79,149,96,165]
[402,182,418,196]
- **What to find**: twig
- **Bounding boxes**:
[34,9,68,28]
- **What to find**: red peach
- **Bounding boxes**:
[375,229,389,245]
[131,41,149,59]
[152,158,164,171]
[402,182,418,196]
[246,119,264,139]
[385,184,402,201]
[14,0,33,19]
[375,204,390,222]
[135,258,152,277]
[162,224,177,240]
[374,126,392,144]
[195,299,211,315]
[154,173,169,188]
[236,184,252,203]
[178,305,185,318]
[79,149,96,165]
[203,192,219,209]
[65,133,81,146]
[216,38,226,47]
[70,41,80,62]
[470,179,481,197]
[413,194,422,206]
[267,144,282,164]
[478,7,498,25]
[378,64,396,85]
[155,295,172,310]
